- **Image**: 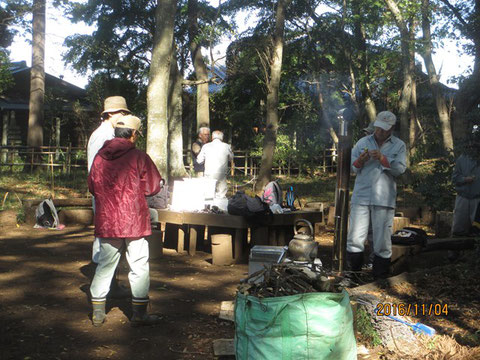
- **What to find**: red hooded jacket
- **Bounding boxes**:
[88,138,161,238]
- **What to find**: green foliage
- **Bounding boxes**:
[0,0,31,46]
[0,49,13,94]
[412,156,456,212]
[16,207,25,223]
[355,307,382,347]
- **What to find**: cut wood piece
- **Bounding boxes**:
[212,339,235,356]
[23,198,92,207]
[219,300,235,322]
[393,216,410,232]
[58,208,93,225]
[425,237,475,251]
[435,211,453,238]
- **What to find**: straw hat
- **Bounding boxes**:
[101,96,131,115]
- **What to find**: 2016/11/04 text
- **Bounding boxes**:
[376,303,448,316]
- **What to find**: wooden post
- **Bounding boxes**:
[9,148,13,172]
[1,112,8,163]
[55,117,61,161]
[244,151,248,176]
[323,149,326,173]
[49,152,55,196]
[30,147,34,173]
[67,143,71,175]
[62,146,66,173]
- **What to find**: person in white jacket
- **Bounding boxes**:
[196,130,233,198]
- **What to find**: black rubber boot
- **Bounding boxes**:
[346,251,364,271]
[92,301,106,327]
[131,299,162,327]
[372,255,391,279]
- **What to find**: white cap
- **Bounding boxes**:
[374,111,396,131]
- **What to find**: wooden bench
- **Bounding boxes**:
[23,198,93,225]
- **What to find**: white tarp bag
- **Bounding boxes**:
[34,199,60,229]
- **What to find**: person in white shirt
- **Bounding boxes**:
[196,130,234,198]
[87,96,131,298]
[346,111,407,279]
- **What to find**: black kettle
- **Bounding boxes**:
[288,219,318,261]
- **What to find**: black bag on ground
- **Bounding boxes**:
[391,227,428,246]
[228,191,270,216]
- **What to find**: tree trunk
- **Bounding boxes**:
[188,0,210,129]
[409,78,417,157]
[256,0,290,192]
[421,0,454,152]
[352,0,376,124]
[147,0,176,176]
[316,84,338,145]
[168,51,188,179]
[27,0,45,149]
[384,0,414,150]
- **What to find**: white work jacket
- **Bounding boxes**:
[87,121,115,172]
[196,138,233,180]
[350,134,407,208]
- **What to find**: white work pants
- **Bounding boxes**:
[91,197,101,263]
[206,174,228,199]
[452,195,480,234]
[346,204,394,259]
[90,237,150,302]
[215,177,228,198]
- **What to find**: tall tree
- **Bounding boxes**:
[147,0,177,176]
[256,0,291,191]
[168,49,188,178]
[27,0,45,149]
[351,0,377,124]
[187,0,210,129]
[384,0,416,149]
[420,0,453,152]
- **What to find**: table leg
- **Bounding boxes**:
[163,223,179,250]
[177,225,187,253]
[188,225,197,256]
[268,227,277,245]
[250,226,269,246]
[234,228,248,264]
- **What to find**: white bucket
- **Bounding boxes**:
[211,234,233,265]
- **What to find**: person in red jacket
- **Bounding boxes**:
[88,114,162,327]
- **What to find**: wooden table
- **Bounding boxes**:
[155,209,323,263]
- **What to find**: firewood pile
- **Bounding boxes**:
[238,264,344,297]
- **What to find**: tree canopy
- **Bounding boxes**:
[4,0,480,177]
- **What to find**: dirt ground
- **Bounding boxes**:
[1,224,479,359]
[0,224,245,360]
